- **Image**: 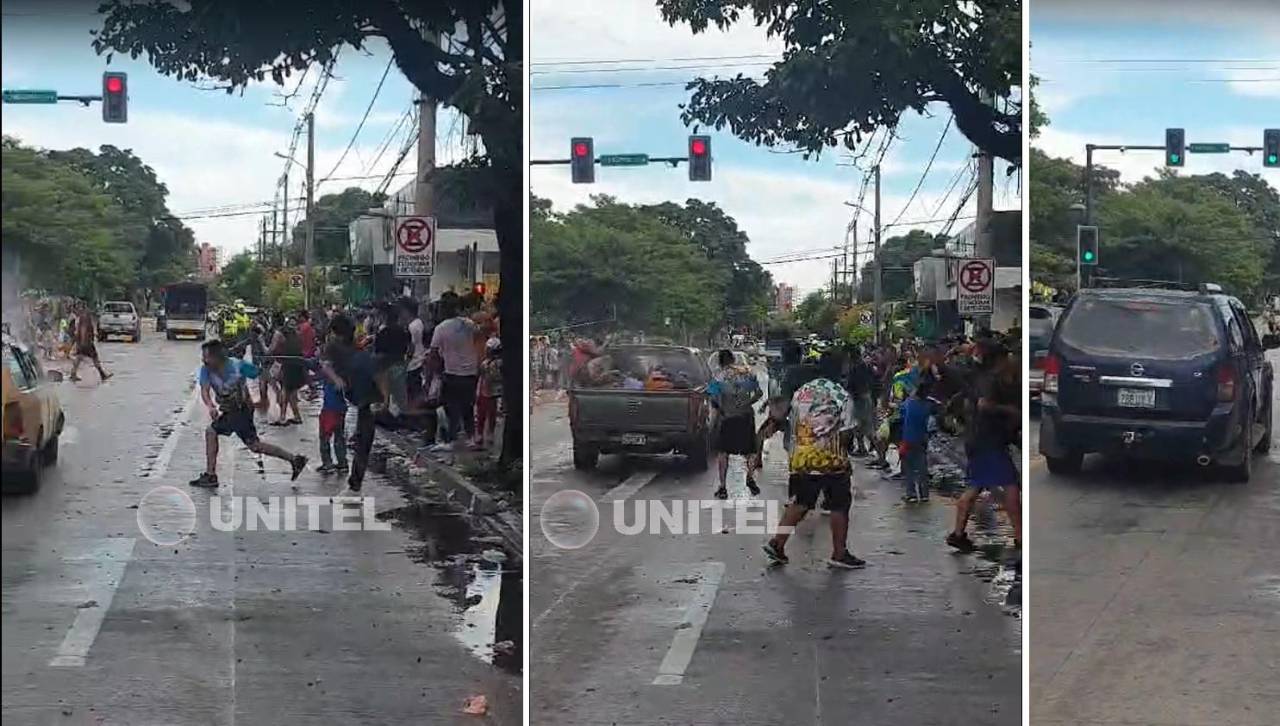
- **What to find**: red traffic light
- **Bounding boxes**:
[690,138,707,156]
[573,142,590,157]
[105,76,124,93]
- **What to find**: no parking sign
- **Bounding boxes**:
[956,258,995,316]
[394,216,436,277]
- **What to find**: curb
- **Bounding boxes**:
[377,430,524,561]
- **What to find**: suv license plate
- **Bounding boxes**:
[1118,388,1156,408]
[621,434,647,446]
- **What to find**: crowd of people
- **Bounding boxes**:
[704,332,1022,568]
[193,290,504,494]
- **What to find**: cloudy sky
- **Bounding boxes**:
[1033,0,1279,188]
[0,0,466,260]
[530,0,1021,296]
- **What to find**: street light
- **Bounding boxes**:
[274,151,304,170]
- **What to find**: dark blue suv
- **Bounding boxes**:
[1039,284,1278,482]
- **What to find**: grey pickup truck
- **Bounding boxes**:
[568,344,713,470]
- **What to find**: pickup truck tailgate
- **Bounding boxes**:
[571,389,696,431]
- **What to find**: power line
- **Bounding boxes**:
[531,61,776,76]
[319,57,395,184]
[532,53,781,66]
[888,114,953,229]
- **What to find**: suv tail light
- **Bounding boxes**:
[1042,354,1061,394]
[1216,362,1237,403]
[4,403,24,442]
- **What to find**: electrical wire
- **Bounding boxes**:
[888,114,953,229]
[319,57,395,184]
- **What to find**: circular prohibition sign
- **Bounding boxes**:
[397,218,432,254]
[960,261,992,293]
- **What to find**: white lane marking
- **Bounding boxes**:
[653,561,726,685]
[49,537,137,667]
[223,444,238,726]
[146,386,201,480]
[601,470,659,503]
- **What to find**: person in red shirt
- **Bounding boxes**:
[297,310,319,399]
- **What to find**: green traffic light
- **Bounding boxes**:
[1083,251,1095,262]
[1169,154,1180,164]
[1269,154,1278,164]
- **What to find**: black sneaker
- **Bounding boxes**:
[866,460,888,470]
[901,494,920,504]
[316,464,335,474]
[189,472,219,488]
[346,476,363,493]
[290,455,308,481]
[335,462,350,473]
[762,541,789,565]
[746,477,761,496]
[828,552,868,569]
[714,486,728,500]
[946,531,977,553]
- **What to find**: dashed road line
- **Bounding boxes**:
[49,537,137,667]
[653,561,726,685]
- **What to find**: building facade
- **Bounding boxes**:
[195,243,220,280]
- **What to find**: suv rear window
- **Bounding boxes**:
[104,303,134,313]
[1057,298,1222,359]
[1029,306,1053,320]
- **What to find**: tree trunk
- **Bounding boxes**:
[495,192,522,479]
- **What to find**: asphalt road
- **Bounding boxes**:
[2,329,519,725]
[1029,348,1280,726]
[529,386,1021,725]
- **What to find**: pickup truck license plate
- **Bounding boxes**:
[621,433,647,446]
[1117,388,1156,408]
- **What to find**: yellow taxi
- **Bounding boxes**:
[2,332,65,492]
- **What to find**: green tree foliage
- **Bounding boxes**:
[793,291,839,336]
[658,0,1022,162]
[856,229,947,302]
[835,307,875,346]
[288,187,386,264]
[2,138,196,299]
[218,252,265,304]
[92,0,523,470]
[531,196,770,344]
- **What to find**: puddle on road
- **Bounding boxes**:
[960,496,1021,618]
[379,501,522,675]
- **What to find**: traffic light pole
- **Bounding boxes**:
[1085,142,1267,224]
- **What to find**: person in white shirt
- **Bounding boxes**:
[429,294,480,450]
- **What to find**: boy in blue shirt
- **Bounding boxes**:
[899,381,934,503]
[310,346,349,474]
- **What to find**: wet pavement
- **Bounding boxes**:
[529,386,1021,725]
[1028,348,1280,726]
[2,332,520,725]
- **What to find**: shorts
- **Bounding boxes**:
[787,471,853,514]
[715,413,757,455]
[319,408,346,437]
[211,408,259,445]
[966,446,1018,490]
[75,342,98,359]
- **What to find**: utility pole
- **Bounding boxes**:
[271,204,279,268]
[281,169,288,269]
[415,62,438,304]
[305,111,315,309]
[873,164,883,344]
[973,91,996,331]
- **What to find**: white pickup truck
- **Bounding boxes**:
[98,301,141,343]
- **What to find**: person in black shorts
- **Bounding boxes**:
[707,349,764,498]
[189,339,307,488]
[68,304,112,382]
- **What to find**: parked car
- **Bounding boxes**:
[98,301,141,342]
[568,345,713,470]
[3,333,65,493]
[1039,283,1277,482]
[1028,304,1063,403]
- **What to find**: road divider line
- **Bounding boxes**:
[602,470,659,503]
[49,537,136,667]
[653,561,726,685]
[146,386,201,480]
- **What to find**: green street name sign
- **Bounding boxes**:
[598,153,649,167]
[2,89,58,104]
[1188,143,1230,153]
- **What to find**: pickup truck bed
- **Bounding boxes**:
[569,387,711,470]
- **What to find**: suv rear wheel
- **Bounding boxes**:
[1255,398,1272,454]
[1045,450,1083,475]
[573,446,598,471]
[1222,417,1253,483]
